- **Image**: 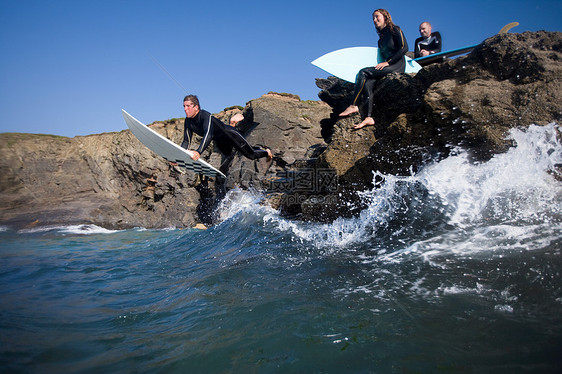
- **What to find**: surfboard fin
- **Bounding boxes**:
[498,22,519,34]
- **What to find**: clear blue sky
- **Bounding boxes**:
[1,0,560,137]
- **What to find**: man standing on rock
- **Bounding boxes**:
[180,95,273,164]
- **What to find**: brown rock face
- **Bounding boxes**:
[0,31,560,229]
[0,94,331,230]
[0,129,202,230]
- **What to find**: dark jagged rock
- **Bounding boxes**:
[290,31,562,221]
[0,31,560,229]
[222,93,332,191]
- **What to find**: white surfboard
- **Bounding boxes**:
[311,47,422,83]
[122,109,225,178]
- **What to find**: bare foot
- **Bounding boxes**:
[353,117,375,129]
[266,148,273,162]
[339,105,359,117]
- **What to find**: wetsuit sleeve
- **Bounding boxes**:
[180,118,192,150]
[433,32,442,53]
[195,111,215,154]
[387,27,408,65]
[414,36,423,58]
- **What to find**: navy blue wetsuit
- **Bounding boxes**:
[181,110,269,160]
[414,31,442,58]
[351,25,408,117]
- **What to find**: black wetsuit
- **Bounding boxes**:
[414,31,442,58]
[181,109,269,160]
[351,25,408,116]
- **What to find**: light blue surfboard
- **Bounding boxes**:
[311,47,422,83]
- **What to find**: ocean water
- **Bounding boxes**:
[1,124,561,373]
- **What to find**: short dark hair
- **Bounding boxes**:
[183,95,200,109]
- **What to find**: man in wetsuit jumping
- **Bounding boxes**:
[180,95,272,165]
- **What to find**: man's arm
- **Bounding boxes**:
[180,119,192,150]
[414,37,423,58]
[418,32,442,57]
[432,32,442,53]
[194,111,214,156]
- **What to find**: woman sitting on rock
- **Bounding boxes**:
[339,9,409,129]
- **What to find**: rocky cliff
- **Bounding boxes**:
[0,94,332,230]
[1,31,560,230]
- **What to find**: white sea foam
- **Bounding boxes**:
[420,123,562,227]
[343,124,560,250]
[218,124,562,254]
[18,224,120,235]
[216,188,277,223]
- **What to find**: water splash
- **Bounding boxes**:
[389,123,562,263]
[217,124,562,253]
[421,123,562,227]
[215,188,277,224]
